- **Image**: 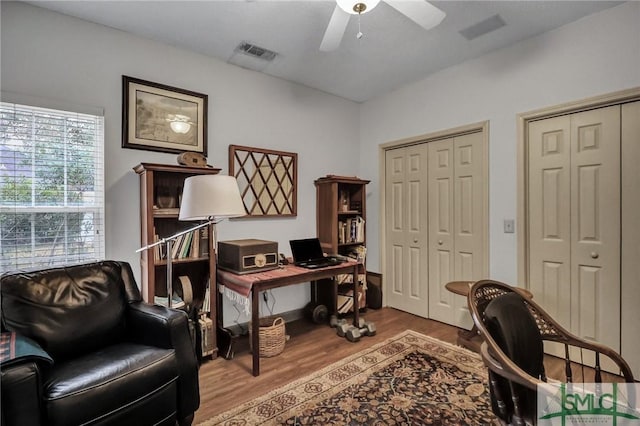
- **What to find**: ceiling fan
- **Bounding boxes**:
[320,0,446,51]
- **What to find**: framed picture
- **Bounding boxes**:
[122,76,207,155]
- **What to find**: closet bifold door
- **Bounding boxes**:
[384,145,429,317]
[527,106,621,371]
[527,115,572,329]
[621,101,640,378]
[427,132,483,329]
[569,106,620,362]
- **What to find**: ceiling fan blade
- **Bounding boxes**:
[384,0,446,31]
[320,5,350,52]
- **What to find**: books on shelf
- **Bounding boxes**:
[153,207,180,216]
[180,231,193,259]
[335,244,367,287]
[198,315,215,357]
[337,293,353,314]
[153,228,207,261]
[335,272,366,286]
[191,232,200,259]
[349,245,367,263]
[153,230,161,261]
[201,278,211,314]
[336,288,365,314]
[338,216,365,244]
[170,234,184,259]
[199,227,209,257]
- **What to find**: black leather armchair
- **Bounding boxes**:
[0,260,199,426]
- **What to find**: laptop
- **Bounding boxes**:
[289,238,344,269]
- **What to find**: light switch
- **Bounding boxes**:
[504,219,515,233]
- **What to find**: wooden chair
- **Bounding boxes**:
[468,279,635,425]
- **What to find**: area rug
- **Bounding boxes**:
[199,330,496,425]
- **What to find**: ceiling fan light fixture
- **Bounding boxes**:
[336,0,380,15]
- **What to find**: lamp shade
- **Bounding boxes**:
[179,175,246,221]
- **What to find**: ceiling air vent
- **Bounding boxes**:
[235,41,277,62]
[460,14,506,41]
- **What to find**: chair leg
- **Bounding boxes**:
[489,371,508,419]
[178,414,194,426]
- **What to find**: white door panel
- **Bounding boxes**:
[528,116,572,329]
[570,106,620,351]
[428,139,455,323]
[528,106,621,369]
[385,145,428,316]
[453,133,484,329]
[621,101,640,378]
[428,133,483,328]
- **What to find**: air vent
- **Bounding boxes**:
[460,14,506,41]
[235,41,277,62]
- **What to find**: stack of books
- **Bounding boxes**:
[153,227,209,261]
[154,293,186,309]
[338,216,365,244]
[336,289,365,314]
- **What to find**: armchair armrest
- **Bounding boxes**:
[1,332,52,426]
[544,335,635,382]
[1,332,53,368]
[1,362,43,426]
[125,302,200,420]
[125,302,190,349]
[480,341,541,390]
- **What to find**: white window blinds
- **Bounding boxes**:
[0,102,105,272]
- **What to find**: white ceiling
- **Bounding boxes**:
[24,0,623,102]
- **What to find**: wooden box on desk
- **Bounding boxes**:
[217,239,278,275]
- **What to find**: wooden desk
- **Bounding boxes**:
[217,261,361,376]
[445,281,533,352]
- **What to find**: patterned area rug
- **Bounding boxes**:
[199,330,496,425]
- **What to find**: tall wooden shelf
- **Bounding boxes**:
[315,175,370,312]
[134,162,221,357]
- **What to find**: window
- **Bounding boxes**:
[0,102,105,272]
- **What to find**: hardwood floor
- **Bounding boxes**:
[194,306,626,424]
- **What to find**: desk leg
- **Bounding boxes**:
[217,283,235,360]
[252,289,260,377]
[331,279,337,321]
[352,263,359,328]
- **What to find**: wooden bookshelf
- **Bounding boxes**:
[315,175,370,313]
[134,162,221,358]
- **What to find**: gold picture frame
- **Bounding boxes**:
[122,76,207,155]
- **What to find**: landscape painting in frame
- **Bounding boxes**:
[122,76,207,155]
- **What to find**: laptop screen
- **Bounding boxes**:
[290,238,325,263]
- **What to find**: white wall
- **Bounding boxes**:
[3,2,639,327]
[360,1,640,283]
[0,2,360,326]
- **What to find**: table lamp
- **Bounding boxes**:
[138,174,246,307]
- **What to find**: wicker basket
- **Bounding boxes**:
[249,316,287,358]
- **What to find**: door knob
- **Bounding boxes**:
[590,252,599,259]
[438,240,443,245]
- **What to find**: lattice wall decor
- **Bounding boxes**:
[229,145,297,217]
